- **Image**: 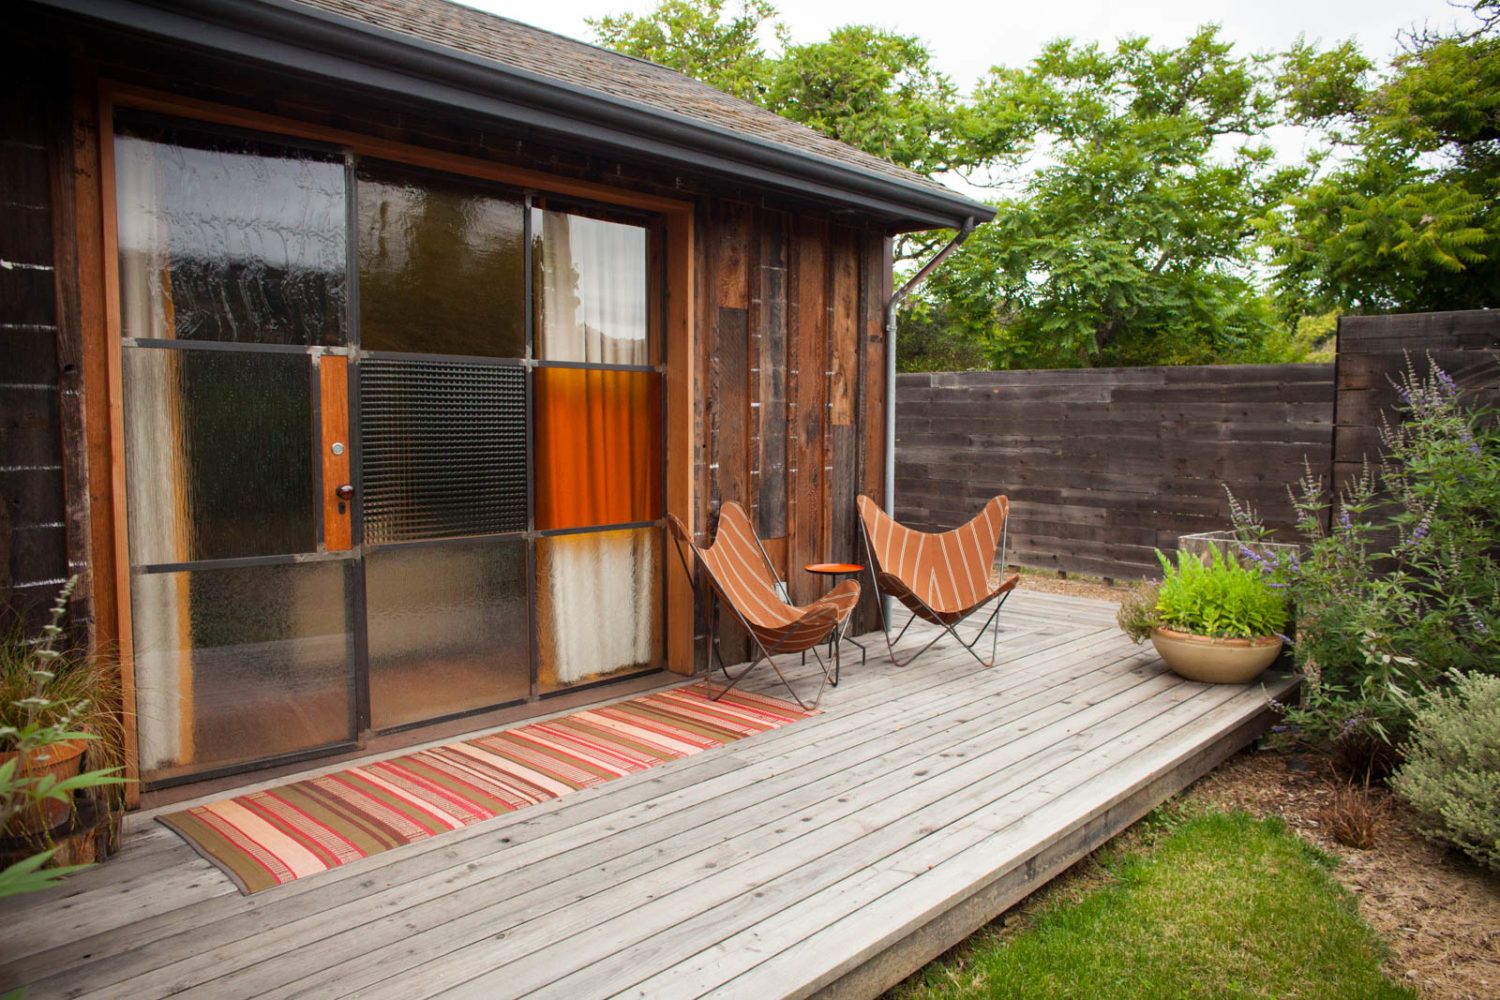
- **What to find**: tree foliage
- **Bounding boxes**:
[588,0,778,101]
[592,0,1500,370]
[1260,4,1500,317]
[916,30,1306,368]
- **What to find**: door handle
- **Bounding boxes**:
[336,484,355,501]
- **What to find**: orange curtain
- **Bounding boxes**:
[534,368,662,530]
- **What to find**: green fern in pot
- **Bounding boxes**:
[1123,547,1289,684]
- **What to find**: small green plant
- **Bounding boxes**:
[1154,546,1289,639]
[0,578,128,900]
[1390,671,1500,873]
[1115,582,1161,643]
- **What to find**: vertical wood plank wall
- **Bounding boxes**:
[702,201,887,663]
[0,57,73,631]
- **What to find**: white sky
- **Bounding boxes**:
[460,0,1471,92]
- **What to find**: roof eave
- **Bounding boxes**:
[34,0,996,230]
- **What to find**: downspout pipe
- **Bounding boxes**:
[883,216,976,514]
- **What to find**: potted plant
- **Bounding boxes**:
[1118,547,1289,683]
[1,578,126,842]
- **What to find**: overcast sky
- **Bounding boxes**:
[459,0,1471,91]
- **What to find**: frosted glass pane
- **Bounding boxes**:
[131,561,355,779]
[534,209,649,364]
[114,120,346,346]
[358,166,525,356]
[534,368,662,531]
[359,360,527,542]
[366,539,530,730]
[537,528,661,691]
[123,348,315,565]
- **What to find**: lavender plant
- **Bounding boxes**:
[1233,359,1500,775]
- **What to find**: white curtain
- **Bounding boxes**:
[536,210,648,364]
[116,136,190,770]
[541,530,659,684]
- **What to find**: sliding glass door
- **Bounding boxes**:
[114,114,665,785]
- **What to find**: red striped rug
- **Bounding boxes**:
[159,685,815,894]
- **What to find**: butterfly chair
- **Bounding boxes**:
[857,494,1020,668]
[668,503,860,711]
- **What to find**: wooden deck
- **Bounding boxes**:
[0,590,1298,999]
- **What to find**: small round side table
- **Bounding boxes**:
[804,563,868,667]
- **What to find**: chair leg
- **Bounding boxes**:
[878,591,1012,669]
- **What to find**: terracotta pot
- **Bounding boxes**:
[1,739,88,836]
[1150,626,1282,684]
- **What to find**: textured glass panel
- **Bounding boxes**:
[358,166,524,356]
[534,208,649,364]
[359,359,527,542]
[534,367,662,531]
[537,528,662,691]
[123,348,315,564]
[114,120,346,346]
[131,561,355,779]
[367,538,529,730]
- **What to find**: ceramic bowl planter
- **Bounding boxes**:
[1150,626,1282,684]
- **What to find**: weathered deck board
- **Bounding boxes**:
[0,591,1297,1000]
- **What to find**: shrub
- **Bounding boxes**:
[1115,582,1161,643]
[1232,358,1500,773]
[1153,546,1288,639]
[1390,671,1500,873]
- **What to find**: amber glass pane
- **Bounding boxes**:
[131,561,355,780]
[537,528,662,692]
[123,348,316,565]
[357,166,525,356]
[534,368,662,531]
[366,539,529,730]
[534,208,649,364]
[114,120,346,346]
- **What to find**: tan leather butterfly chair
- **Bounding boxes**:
[668,502,860,710]
[857,494,1020,668]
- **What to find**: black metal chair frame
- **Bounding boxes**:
[857,507,1013,670]
[668,515,842,711]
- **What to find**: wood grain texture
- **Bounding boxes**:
[318,355,352,552]
[788,217,829,605]
[0,591,1296,1000]
[896,364,1337,581]
[756,210,789,539]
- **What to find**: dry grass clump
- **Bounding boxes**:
[1323,785,1387,850]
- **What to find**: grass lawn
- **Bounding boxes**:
[890,811,1417,1000]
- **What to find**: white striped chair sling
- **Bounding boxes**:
[668,502,859,710]
[857,494,1019,668]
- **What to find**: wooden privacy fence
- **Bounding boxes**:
[894,364,1334,581]
[895,310,1500,582]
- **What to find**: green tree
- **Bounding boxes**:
[913,29,1307,369]
[762,26,965,176]
[1261,2,1500,316]
[588,0,779,101]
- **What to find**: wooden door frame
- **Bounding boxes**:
[80,80,698,798]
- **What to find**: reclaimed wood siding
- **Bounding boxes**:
[701,202,886,661]
[0,60,69,628]
[895,364,1335,581]
[1333,311,1500,492]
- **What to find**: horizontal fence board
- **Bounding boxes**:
[896,316,1497,581]
[896,362,1333,581]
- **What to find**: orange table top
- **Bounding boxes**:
[804,563,864,575]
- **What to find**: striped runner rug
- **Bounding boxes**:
[159,685,816,894]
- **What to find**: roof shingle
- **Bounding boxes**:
[290,0,968,204]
